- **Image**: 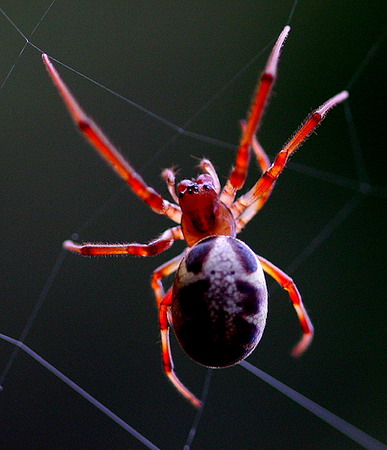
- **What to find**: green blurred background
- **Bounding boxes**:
[1,1,386,448]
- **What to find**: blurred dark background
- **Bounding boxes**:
[1,1,386,448]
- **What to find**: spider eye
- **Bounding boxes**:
[177,176,215,200]
[177,179,198,197]
[196,174,215,193]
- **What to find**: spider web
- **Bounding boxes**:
[1,1,386,448]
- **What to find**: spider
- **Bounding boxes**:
[43,26,348,409]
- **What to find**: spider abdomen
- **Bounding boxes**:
[172,236,268,368]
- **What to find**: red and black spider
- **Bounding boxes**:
[43,26,348,409]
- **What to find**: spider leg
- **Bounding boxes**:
[246,121,271,173]
[151,253,203,408]
[235,121,273,232]
[151,251,184,307]
[220,26,290,206]
[64,226,184,256]
[159,295,203,409]
[232,91,349,218]
[42,54,181,224]
[258,255,314,357]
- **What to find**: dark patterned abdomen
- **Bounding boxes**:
[172,236,268,368]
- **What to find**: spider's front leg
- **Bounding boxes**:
[42,54,181,224]
[232,90,349,218]
[235,121,273,233]
[221,26,290,206]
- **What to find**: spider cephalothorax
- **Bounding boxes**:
[177,174,236,246]
[43,25,348,408]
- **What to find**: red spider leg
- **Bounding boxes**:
[220,26,290,206]
[232,91,349,217]
[64,226,184,256]
[258,255,314,357]
[151,253,203,408]
[235,121,272,232]
[151,251,184,308]
[248,123,271,172]
[160,295,203,409]
[42,54,181,224]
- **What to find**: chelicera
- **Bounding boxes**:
[43,26,348,409]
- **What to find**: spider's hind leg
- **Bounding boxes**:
[151,252,203,409]
[258,255,314,356]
